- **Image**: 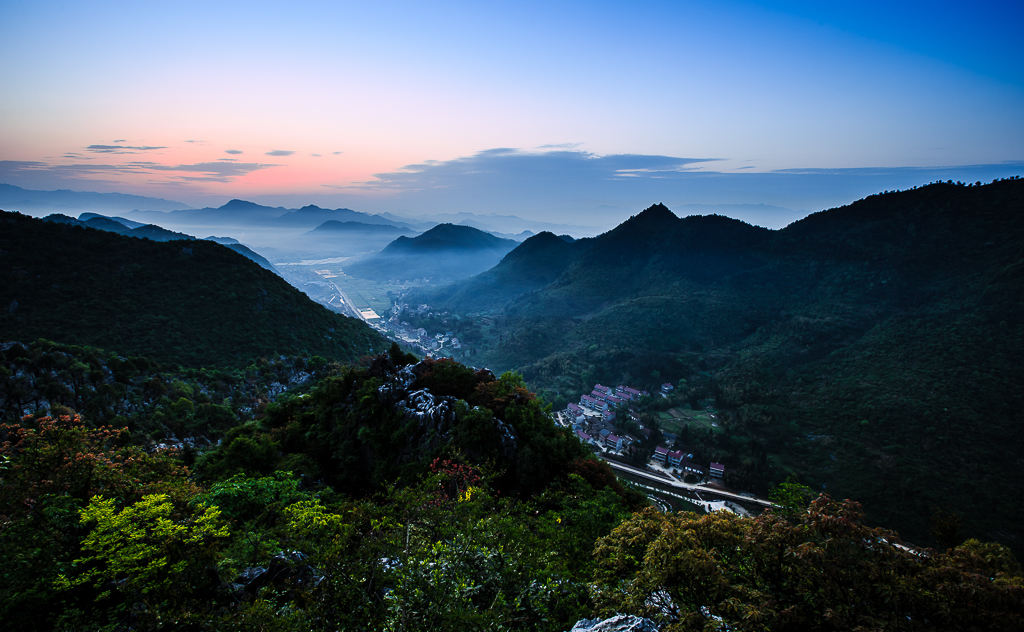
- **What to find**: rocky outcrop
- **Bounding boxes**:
[569,615,660,632]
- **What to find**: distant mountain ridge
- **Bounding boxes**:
[309,220,409,235]
[128,199,407,231]
[0,209,386,366]
[0,183,188,214]
[346,223,518,282]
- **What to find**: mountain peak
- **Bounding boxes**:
[635,202,676,222]
[219,199,264,210]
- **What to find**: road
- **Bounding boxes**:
[601,458,777,508]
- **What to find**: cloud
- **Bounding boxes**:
[332,151,343,155]
[127,161,278,182]
[0,158,278,187]
[86,144,167,154]
[266,149,294,156]
[113,139,125,143]
[335,148,1024,229]
[311,153,322,157]
[354,148,714,193]
[225,149,243,155]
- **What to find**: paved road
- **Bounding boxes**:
[602,458,777,508]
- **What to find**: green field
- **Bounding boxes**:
[657,407,722,435]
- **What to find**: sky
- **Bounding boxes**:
[1,0,1022,228]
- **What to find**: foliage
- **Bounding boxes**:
[0,339,340,442]
[56,494,229,629]
[592,495,1024,631]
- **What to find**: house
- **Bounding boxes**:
[580,394,608,411]
[680,459,705,477]
[602,410,616,422]
[660,382,674,394]
[593,384,612,395]
[605,434,624,451]
[653,446,670,463]
[575,429,594,445]
[567,403,583,416]
[604,394,626,407]
[667,450,684,467]
[616,385,642,399]
[709,462,725,478]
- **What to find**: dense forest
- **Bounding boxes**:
[404,179,1024,552]
[2,345,1021,631]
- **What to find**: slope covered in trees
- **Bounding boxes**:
[0,210,386,367]
[406,180,1024,551]
[1,349,1019,631]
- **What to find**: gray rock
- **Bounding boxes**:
[569,614,660,632]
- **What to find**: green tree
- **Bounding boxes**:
[57,493,229,630]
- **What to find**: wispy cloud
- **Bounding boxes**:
[0,158,278,186]
[225,149,243,155]
[266,149,294,157]
[86,144,166,154]
[332,148,1024,228]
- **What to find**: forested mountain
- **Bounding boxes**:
[408,179,1024,550]
[0,210,386,366]
[345,223,518,282]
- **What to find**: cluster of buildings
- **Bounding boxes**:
[651,446,725,480]
[562,383,650,455]
[385,303,465,357]
[561,381,727,483]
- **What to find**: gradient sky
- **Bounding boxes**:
[2,0,1022,227]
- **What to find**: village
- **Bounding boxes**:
[385,303,467,358]
[554,381,726,486]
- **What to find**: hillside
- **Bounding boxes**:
[2,349,1019,631]
[405,180,1024,550]
[42,213,278,272]
[0,210,387,367]
[346,223,518,282]
[421,231,581,312]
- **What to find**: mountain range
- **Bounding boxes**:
[409,179,1024,551]
[0,183,189,214]
[344,223,519,282]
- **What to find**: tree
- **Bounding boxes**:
[57,493,229,630]
[591,495,1024,631]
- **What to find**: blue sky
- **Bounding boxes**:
[1,0,1021,228]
